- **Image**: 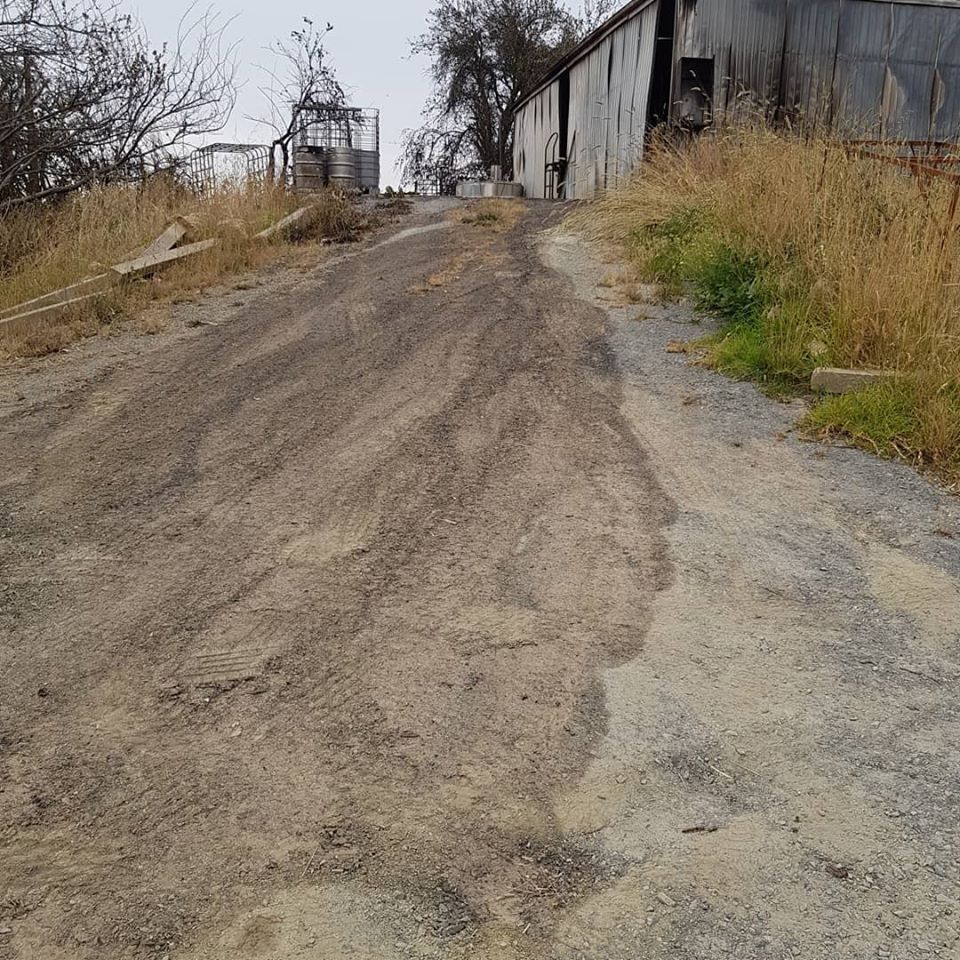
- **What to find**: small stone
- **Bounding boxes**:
[811,367,897,394]
[657,892,676,907]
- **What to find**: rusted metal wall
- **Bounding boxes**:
[566,0,660,198]
[513,79,562,199]
[676,0,960,139]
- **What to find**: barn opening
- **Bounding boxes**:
[647,0,676,127]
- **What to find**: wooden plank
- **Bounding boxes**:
[110,238,218,280]
[1,235,219,347]
[0,273,117,322]
[139,221,189,259]
[255,206,314,241]
[0,291,105,342]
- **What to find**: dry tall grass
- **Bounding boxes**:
[451,198,525,231]
[578,128,960,483]
[0,177,366,358]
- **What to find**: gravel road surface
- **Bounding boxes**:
[1,201,959,960]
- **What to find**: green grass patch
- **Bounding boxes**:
[803,378,960,483]
[577,129,960,487]
[633,205,960,479]
[630,207,710,297]
[691,245,767,325]
[633,211,824,394]
[803,380,919,459]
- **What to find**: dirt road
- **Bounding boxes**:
[2,202,959,960]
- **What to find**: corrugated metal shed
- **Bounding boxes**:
[675,0,960,137]
[514,80,562,200]
[566,0,659,198]
[512,0,960,199]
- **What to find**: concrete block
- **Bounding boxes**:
[455,181,524,199]
[811,367,897,394]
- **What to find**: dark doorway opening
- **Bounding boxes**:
[557,71,570,198]
[647,0,676,128]
[545,71,571,199]
[677,56,714,130]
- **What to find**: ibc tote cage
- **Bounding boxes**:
[291,104,380,192]
[293,105,379,157]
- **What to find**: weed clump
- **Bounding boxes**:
[576,128,960,485]
[453,199,523,230]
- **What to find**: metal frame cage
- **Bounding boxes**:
[187,143,271,196]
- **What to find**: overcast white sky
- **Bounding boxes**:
[134,0,438,188]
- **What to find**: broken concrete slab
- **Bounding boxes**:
[1,238,219,345]
[139,221,189,259]
[811,367,897,394]
[0,290,105,343]
[174,213,205,241]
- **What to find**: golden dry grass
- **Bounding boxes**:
[0,178,366,359]
[576,128,960,483]
[451,198,524,231]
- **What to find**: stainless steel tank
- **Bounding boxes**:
[326,146,357,190]
[293,147,325,192]
[357,149,380,193]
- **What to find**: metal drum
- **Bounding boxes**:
[326,146,357,190]
[357,149,380,193]
[294,147,325,192]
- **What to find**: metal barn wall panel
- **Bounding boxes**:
[675,0,788,122]
[566,0,659,199]
[884,3,945,137]
[513,80,561,198]
[781,0,842,128]
[934,14,960,136]
[832,0,891,136]
[675,0,960,139]
[514,0,960,203]
[884,2,960,138]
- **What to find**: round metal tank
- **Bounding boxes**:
[294,148,325,192]
[357,150,380,193]
[326,146,357,189]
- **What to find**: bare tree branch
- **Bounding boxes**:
[247,17,343,184]
[0,0,237,209]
